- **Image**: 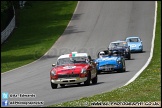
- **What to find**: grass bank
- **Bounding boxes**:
[49,1,161,107]
[1,1,78,72]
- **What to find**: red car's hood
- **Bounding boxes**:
[52,63,88,74]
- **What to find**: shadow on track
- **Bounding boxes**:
[98,70,130,75]
[57,82,104,89]
[130,50,146,54]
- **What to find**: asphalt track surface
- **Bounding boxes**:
[1,1,155,107]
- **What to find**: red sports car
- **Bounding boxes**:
[50,52,98,89]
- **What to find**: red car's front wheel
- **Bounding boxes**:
[84,72,91,86]
[51,82,58,89]
[92,73,98,84]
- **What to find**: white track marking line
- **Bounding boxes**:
[124,1,158,86]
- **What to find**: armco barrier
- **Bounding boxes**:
[1,6,15,44]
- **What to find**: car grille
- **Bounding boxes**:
[58,74,79,78]
[100,64,114,68]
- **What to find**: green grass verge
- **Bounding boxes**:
[1,1,78,73]
[49,1,161,107]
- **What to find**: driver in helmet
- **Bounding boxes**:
[99,51,105,58]
[112,50,118,56]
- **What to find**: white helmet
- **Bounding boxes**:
[99,51,105,55]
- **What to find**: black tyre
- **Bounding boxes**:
[123,66,126,72]
[97,70,101,74]
[121,66,126,72]
[51,82,58,89]
[122,61,126,72]
[60,84,65,87]
[140,50,143,53]
[117,69,121,73]
[77,83,81,85]
[84,72,91,86]
[92,73,98,84]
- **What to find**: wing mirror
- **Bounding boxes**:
[52,64,56,67]
[141,41,142,43]
[90,59,95,63]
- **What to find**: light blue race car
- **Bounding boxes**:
[125,36,143,53]
[95,50,126,74]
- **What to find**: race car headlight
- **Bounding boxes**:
[117,59,122,64]
[81,68,87,74]
[139,45,142,48]
[51,70,56,76]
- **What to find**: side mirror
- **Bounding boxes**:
[52,64,56,67]
[141,41,142,43]
[91,59,95,62]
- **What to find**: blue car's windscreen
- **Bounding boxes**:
[128,38,140,42]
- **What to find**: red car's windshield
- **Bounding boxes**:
[57,57,88,66]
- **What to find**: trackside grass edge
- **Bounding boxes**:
[1,1,78,73]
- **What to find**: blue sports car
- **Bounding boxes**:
[125,36,143,52]
[95,50,126,74]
